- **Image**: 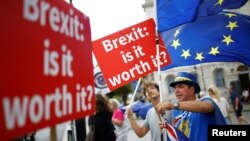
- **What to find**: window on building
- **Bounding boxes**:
[213,69,225,88]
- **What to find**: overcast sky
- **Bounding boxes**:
[65,0,147,66]
[68,0,147,40]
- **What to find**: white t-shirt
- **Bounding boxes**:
[143,107,173,141]
[143,108,162,141]
[212,97,229,118]
[114,118,130,141]
[243,90,249,97]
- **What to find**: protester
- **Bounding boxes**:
[110,98,129,141]
[208,85,231,124]
[229,86,250,124]
[125,81,172,141]
[88,94,116,141]
[156,72,226,141]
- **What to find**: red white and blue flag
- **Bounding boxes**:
[165,122,189,141]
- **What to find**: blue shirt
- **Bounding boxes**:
[172,96,226,141]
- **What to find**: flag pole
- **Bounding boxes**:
[140,78,163,122]
[154,0,166,140]
[153,0,163,103]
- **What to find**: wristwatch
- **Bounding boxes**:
[173,101,179,109]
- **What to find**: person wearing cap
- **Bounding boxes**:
[126,81,172,141]
[156,72,226,141]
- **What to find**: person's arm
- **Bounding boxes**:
[179,100,214,113]
[156,100,214,114]
[235,97,239,110]
[112,118,123,127]
[125,107,149,138]
[223,98,230,118]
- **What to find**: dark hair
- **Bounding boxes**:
[95,94,111,113]
[143,82,159,97]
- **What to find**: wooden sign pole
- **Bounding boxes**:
[50,126,57,141]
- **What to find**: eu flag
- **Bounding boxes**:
[160,12,250,70]
[197,0,248,17]
[157,0,200,32]
[157,0,248,32]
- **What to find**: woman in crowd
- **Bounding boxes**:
[208,85,231,124]
[110,98,129,141]
[88,94,116,141]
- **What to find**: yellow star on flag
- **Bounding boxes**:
[222,35,234,46]
[171,39,181,49]
[209,47,220,55]
[181,49,191,60]
[226,21,238,31]
[215,0,224,6]
[195,52,204,61]
[225,13,236,18]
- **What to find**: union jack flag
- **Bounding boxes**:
[165,122,189,141]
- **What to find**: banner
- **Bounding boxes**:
[93,19,171,91]
[94,66,110,94]
[0,0,94,140]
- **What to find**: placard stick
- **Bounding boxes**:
[146,91,163,122]
[128,78,142,107]
[50,126,57,141]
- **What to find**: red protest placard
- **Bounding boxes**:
[0,0,94,140]
[93,19,171,91]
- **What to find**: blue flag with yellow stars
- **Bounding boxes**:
[197,0,248,17]
[157,0,248,32]
[160,12,250,70]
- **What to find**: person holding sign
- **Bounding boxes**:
[125,81,172,141]
[156,72,226,141]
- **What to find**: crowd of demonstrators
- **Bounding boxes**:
[229,86,250,124]
[156,72,226,141]
[208,85,232,124]
[109,98,130,141]
[125,81,172,141]
[88,94,116,141]
[87,72,250,141]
